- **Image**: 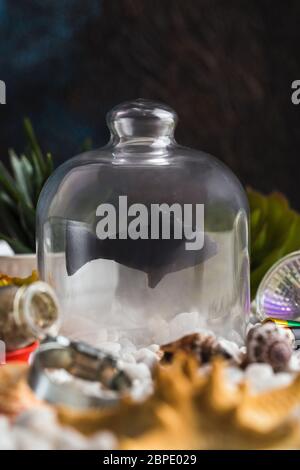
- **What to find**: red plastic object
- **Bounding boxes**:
[5,341,39,363]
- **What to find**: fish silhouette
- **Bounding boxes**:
[65,219,218,288]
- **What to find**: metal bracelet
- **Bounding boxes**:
[27,336,131,409]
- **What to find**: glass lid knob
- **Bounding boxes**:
[107,98,178,141]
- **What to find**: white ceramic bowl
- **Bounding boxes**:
[0,254,37,278]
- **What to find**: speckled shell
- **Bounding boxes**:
[246,322,294,371]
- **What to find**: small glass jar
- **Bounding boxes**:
[37,99,250,345]
[0,281,60,350]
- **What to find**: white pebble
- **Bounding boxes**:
[15,408,57,430]
[226,330,244,347]
[196,327,216,337]
[289,351,300,372]
[148,344,160,353]
[98,342,121,355]
[0,417,15,450]
[85,432,117,450]
[134,348,159,370]
[119,352,136,363]
[106,330,120,342]
[55,427,92,450]
[96,329,108,343]
[226,366,244,385]
[169,311,200,342]
[122,362,151,381]
[131,380,154,401]
[7,408,119,450]
[270,373,293,389]
[119,338,137,354]
[218,338,244,364]
[13,428,53,450]
[148,316,170,345]
[245,363,275,392]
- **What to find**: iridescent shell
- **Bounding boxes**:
[246,322,294,371]
[256,251,300,320]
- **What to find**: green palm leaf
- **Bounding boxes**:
[0,119,54,254]
[9,149,33,207]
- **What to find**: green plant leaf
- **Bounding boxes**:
[0,119,55,253]
[17,198,36,249]
[0,161,22,202]
[30,150,44,204]
[20,154,34,201]
[248,188,300,298]
[23,117,46,174]
[0,232,32,254]
[45,152,54,177]
[0,196,31,248]
[81,137,93,152]
[9,149,33,207]
[0,191,15,211]
[0,199,20,239]
[251,222,268,266]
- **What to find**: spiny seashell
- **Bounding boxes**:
[256,251,300,320]
[246,322,294,371]
[161,333,243,365]
[161,333,220,364]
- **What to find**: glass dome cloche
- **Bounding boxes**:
[37,99,250,346]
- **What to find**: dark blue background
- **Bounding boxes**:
[0,0,108,160]
[0,0,300,207]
